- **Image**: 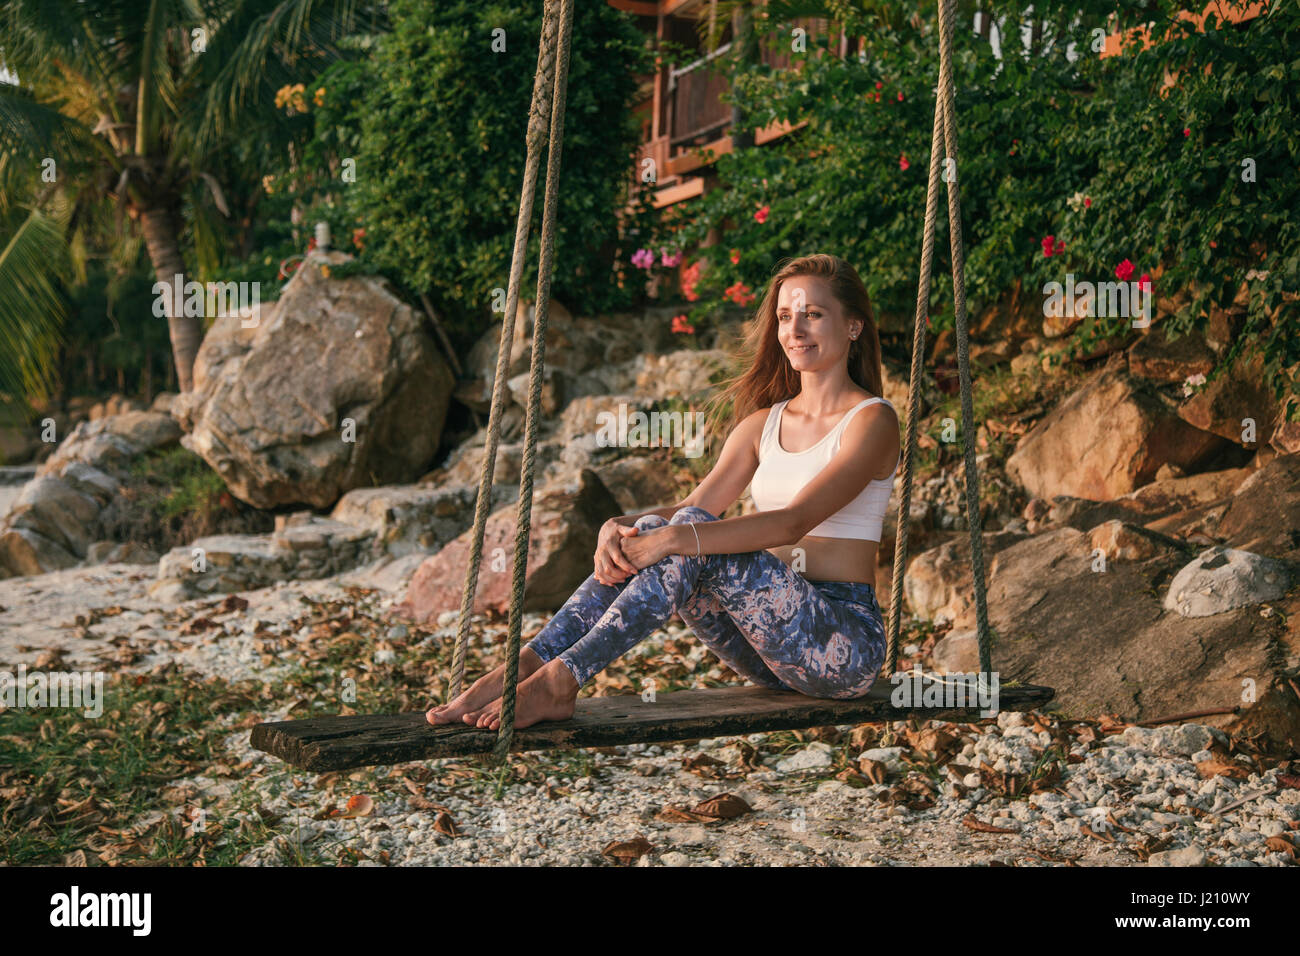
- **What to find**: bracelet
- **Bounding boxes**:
[688,521,701,557]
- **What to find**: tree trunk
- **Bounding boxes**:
[140,207,202,392]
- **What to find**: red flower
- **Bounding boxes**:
[897,91,904,102]
[352,227,366,250]
[874,93,881,102]
[754,205,770,224]
[1115,258,1135,281]
[307,237,317,252]
[1183,127,1191,137]
[724,281,755,306]
[729,249,741,265]
[875,81,883,90]
[1084,197,1091,208]
[899,154,910,171]
[680,260,702,302]
[1041,235,1056,257]
[1054,238,1065,255]
[1209,240,1217,249]
[670,313,695,335]
[1138,273,1152,291]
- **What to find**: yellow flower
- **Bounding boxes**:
[314,87,326,106]
[261,173,275,195]
[321,265,331,278]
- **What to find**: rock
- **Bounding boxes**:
[173,250,455,509]
[1163,546,1291,617]
[1146,843,1210,867]
[857,747,905,773]
[1121,723,1214,757]
[331,483,516,557]
[932,629,979,673]
[1006,366,1228,500]
[659,851,690,866]
[903,530,1029,622]
[1207,453,1300,561]
[775,742,835,773]
[1177,350,1276,448]
[85,540,159,565]
[1023,495,1149,535]
[1088,520,1185,563]
[150,392,179,414]
[1115,466,1251,521]
[394,468,622,622]
[506,366,566,418]
[152,517,376,599]
[948,526,1300,742]
[37,411,181,478]
[1126,326,1216,383]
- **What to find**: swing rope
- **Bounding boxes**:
[445,0,575,765]
[882,0,991,747]
[450,0,990,760]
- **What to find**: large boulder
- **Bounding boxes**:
[1006,364,1228,500]
[173,251,455,509]
[0,412,180,578]
[394,468,621,623]
[933,527,1300,748]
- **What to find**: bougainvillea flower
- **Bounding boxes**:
[631,248,654,270]
[670,314,695,334]
[754,205,770,224]
[899,154,910,171]
[1115,258,1135,281]
[660,249,682,268]
[730,249,741,265]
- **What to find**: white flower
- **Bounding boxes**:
[1181,372,1207,397]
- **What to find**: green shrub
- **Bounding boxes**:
[328,0,663,345]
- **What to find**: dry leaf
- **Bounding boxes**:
[432,811,460,837]
[340,794,374,818]
[602,835,653,865]
[1195,757,1250,780]
[693,793,752,820]
[962,814,1017,834]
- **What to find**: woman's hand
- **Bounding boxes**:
[593,520,640,586]
[592,521,673,586]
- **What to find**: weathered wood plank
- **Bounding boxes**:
[251,681,1055,772]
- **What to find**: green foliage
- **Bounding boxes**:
[667,0,1299,404]
[322,0,662,344]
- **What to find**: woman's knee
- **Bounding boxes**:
[634,513,669,532]
[669,505,719,525]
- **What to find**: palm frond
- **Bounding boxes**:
[0,202,70,403]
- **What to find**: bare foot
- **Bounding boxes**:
[464,658,579,732]
[426,648,544,726]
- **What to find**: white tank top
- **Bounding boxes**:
[750,396,898,541]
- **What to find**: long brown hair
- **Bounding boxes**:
[701,254,885,440]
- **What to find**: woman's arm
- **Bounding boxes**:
[655,509,803,558]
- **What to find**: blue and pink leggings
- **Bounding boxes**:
[524,506,888,699]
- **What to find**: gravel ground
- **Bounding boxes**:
[3,560,1298,867]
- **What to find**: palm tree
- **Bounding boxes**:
[0,0,383,394]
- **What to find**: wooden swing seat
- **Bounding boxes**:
[250,679,1055,771]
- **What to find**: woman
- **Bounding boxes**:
[428,253,901,732]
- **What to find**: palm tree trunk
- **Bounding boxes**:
[140,207,202,392]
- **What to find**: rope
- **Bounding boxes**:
[883,0,991,743]
[493,0,575,763]
[935,0,993,677]
[448,0,561,701]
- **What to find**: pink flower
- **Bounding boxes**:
[897,91,904,101]
[1183,127,1191,137]
[670,313,695,334]
[899,154,910,171]
[1115,258,1135,281]
[631,248,654,270]
[754,205,770,224]
[729,249,740,265]
[660,249,682,268]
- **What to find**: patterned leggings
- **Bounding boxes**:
[524,506,888,699]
